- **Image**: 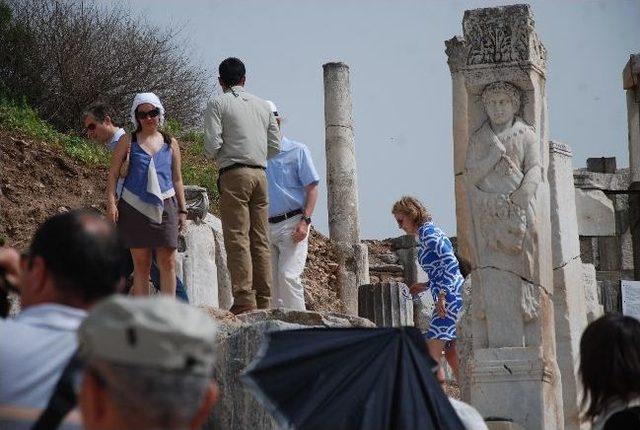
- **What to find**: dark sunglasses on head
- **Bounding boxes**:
[135,107,160,120]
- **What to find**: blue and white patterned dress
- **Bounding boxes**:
[416,221,464,341]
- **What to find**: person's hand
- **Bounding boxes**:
[291,220,309,243]
[436,293,447,318]
[0,248,21,290]
[178,212,187,231]
[107,201,118,224]
[409,283,427,296]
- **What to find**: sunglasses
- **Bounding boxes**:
[85,123,97,132]
[135,107,160,120]
[395,217,404,227]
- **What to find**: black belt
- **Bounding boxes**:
[218,163,265,176]
[269,208,303,224]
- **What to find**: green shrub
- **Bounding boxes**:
[0,97,109,165]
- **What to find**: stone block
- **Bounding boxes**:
[470,347,560,430]
[389,234,417,250]
[600,280,621,313]
[582,263,604,323]
[357,282,413,327]
[207,309,374,430]
[573,168,630,192]
[178,221,218,307]
[486,422,526,430]
[184,185,209,221]
[574,189,616,236]
[204,213,233,310]
[598,236,620,271]
[579,236,598,266]
[553,259,588,430]
[587,157,617,173]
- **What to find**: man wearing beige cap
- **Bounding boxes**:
[76,296,219,430]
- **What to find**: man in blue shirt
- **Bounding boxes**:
[265,101,319,310]
[0,210,123,411]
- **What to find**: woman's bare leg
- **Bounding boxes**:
[155,247,177,296]
[130,248,152,296]
[444,340,460,381]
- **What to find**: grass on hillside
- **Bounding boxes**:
[0,98,219,207]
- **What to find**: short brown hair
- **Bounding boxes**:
[391,196,431,226]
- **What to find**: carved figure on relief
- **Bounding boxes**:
[465,82,542,278]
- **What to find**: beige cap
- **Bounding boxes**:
[78,295,218,375]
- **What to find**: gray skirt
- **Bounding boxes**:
[117,197,179,249]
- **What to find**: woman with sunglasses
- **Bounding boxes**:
[392,196,463,382]
[106,92,187,297]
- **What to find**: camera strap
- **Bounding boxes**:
[31,351,83,430]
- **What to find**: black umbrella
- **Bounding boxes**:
[242,326,465,430]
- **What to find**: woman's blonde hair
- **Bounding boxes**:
[391,196,431,226]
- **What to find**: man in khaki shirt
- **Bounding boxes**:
[204,57,280,314]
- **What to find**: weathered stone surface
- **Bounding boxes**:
[624,54,640,182]
[625,54,640,280]
[548,141,588,430]
[178,220,218,307]
[237,308,375,328]
[358,282,413,327]
[204,213,233,310]
[184,185,209,221]
[206,309,374,430]
[582,263,603,323]
[574,188,616,236]
[389,234,417,250]
[447,5,562,428]
[549,141,580,268]
[323,62,360,246]
[573,168,630,191]
[323,62,369,315]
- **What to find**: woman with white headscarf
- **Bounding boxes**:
[106,92,187,296]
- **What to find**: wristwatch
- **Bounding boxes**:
[302,216,312,225]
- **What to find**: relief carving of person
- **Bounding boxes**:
[465,82,542,278]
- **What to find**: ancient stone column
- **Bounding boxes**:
[623,54,640,280]
[358,282,414,327]
[446,5,563,429]
[548,141,589,430]
[323,62,370,315]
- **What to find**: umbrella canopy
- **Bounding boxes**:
[242,326,465,430]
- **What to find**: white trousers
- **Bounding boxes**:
[269,215,308,310]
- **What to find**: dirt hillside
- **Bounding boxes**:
[0,130,342,311]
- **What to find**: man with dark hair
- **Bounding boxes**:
[204,57,280,314]
[0,210,124,409]
[82,102,125,152]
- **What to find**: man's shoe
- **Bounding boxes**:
[229,303,256,315]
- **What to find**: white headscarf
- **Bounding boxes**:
[130,92,165,128]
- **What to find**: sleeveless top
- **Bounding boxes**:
[121,133,175,223]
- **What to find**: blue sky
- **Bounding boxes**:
[98,0,640,238]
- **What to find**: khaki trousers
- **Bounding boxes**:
[219,167,272,308]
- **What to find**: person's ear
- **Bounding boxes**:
[104,115,113,126]
[239,75,246,86]
[26,255,48,296]
[190,382,219,430]
[218,77,226,89]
